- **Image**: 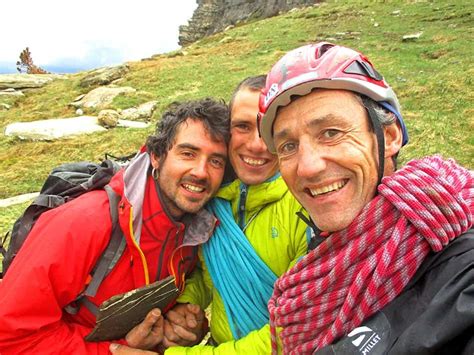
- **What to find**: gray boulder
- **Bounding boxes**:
[120,101,158,121]
[0,74,62,90]
[98,109,120,128]
[70,87,136,109]
[80,64,130,88]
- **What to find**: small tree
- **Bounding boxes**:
[16,47,49,74]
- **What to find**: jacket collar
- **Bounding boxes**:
[217,173,288,212]
[182,208,217,246]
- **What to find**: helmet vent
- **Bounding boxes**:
[316,43,334,59]
[344,60,383,81]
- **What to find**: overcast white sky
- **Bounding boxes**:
[0,0,198,74]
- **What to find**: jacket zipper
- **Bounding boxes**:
[169,227,187,290]
[155,228,174,281]
[127,206,150,285]
[238,183,248,229]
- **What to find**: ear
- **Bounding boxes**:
[150,152,161,169]
[383,122,403,159]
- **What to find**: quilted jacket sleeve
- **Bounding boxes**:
[0,192,125,354]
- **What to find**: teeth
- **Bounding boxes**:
[243,157,266,166]
[310,180,346,196]
[183,184,204,193]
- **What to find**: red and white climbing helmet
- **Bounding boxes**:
[257,42,408,153]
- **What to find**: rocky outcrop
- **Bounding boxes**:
[179,0,317,45]
[0,74,63,90]
[79,64,130,88]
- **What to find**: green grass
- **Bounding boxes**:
[1,0,473,247]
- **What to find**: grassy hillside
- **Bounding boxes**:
[1,0,473,239]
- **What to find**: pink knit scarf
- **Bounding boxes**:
[268,156,474,354]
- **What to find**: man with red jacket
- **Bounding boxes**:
[0,98,229,354]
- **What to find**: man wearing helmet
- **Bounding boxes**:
[258,43,474,354]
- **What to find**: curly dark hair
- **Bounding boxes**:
[146,98,230,158]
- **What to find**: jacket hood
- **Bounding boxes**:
[108,150,150,244]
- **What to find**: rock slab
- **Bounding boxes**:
[80,64,130,88]
[5,116,107,140]
[4,116,149,141]
[0,192,39,208]
[0,74,63,90]
[0,89,24,97]
[70,87,136,109]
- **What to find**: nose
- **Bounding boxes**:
[190,158,208,180]
[247,128,268,153]
[296,139,327,179]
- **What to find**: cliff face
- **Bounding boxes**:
[179,0,317,46]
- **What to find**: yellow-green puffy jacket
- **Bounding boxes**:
[166,175,308,354]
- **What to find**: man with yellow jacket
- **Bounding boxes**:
[164,75,309,354]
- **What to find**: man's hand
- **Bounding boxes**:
[163,303,206,347]
[125,308,164,350]
[109,343,158,355]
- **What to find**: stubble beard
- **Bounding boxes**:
[158,175,210,219]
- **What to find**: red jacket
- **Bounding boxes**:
[0,151,217,354]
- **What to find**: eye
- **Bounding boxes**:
[232,123,250,132]
[277,141,297,156]
[181,150,195,158]
[322,129,342,140]
[210,157,225,169]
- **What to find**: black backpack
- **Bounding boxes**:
[0,159,129,315]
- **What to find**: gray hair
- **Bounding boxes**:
[359,95,399,167]
[357,95,397,127]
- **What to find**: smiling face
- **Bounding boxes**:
[229,88,279,185]
[151,119,227,219]
[272,89,381,232]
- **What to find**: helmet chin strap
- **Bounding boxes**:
[362,97,385,187]
[296,211,324,251]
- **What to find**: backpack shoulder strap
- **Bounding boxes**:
[0,232,9,274]
[84,185,126,298]
[65,185,126,316]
